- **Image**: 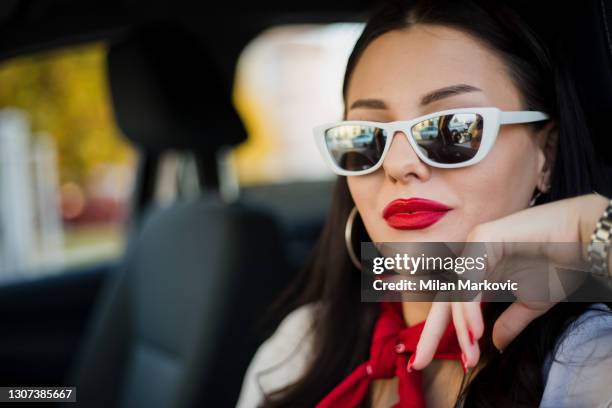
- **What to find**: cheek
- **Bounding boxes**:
[347,175,379,211]
[457,129,539,219]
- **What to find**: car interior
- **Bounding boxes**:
[0,0,610,407]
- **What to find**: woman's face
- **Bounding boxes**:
[346,24,551,242]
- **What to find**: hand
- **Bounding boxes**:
[411,193,609,372]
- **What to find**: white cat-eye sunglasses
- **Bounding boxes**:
[313,107,549,176]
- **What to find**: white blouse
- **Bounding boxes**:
[237,303,612,407]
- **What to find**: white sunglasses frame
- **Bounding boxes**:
[313,107,549,176]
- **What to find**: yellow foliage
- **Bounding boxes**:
[0,43,135,184]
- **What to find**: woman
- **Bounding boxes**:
[238,0,612,406]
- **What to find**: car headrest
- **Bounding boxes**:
[107,24,246,153]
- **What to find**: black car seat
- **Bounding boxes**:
[63,24,291,408]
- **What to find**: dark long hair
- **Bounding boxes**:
[261,0,612,406]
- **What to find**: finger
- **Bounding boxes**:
[412,302,451,370]
[462,298,484,340]
[492,301,554,351]
[452,302,480,369]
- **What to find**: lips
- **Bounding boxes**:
[383,197,451,230]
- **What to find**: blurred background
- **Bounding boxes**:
[0,1,609,407]
[0,23,364,282]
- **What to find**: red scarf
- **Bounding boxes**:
[316,302,462,408]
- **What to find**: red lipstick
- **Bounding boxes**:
[383,197,451,230]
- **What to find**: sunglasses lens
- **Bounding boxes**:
[411,113,483,164]
[324,125,388,172]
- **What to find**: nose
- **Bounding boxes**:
[382,131,431,184]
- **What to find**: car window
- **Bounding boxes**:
[0,43,136,283]
[232,23,364,186]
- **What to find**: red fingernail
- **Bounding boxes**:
[461,352,468,374]
[468,329,475,345]
[407,354,415,373]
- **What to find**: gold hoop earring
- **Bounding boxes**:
[345,206,361,270]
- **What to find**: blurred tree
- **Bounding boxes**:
[0,43,134,185]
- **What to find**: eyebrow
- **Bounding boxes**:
[420,84,481,106]
[348,98,388,110]
[348,83,482,111]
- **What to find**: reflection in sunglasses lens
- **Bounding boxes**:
[324,125,388,171]
[411,113,483,164]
